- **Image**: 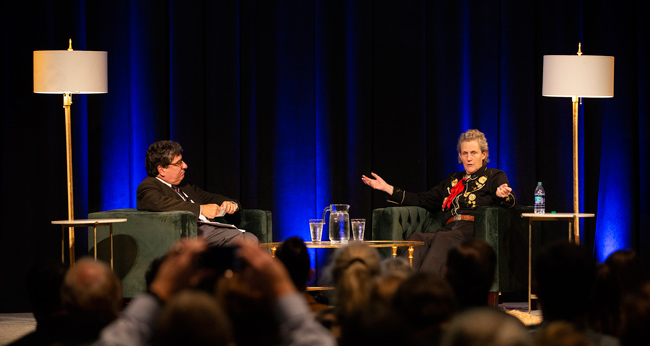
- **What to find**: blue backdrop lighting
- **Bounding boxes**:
[3,0,650,313]
[595,105,633,262]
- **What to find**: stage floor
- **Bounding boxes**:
[0,313,35,346]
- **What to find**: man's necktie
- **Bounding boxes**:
[172,185,189,201]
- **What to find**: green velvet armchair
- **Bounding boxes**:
[372,205,531,294]
[87,208,272,298]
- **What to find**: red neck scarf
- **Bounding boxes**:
[443,178,466,209]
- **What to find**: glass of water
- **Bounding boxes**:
[351,219,366,241]
[309,219,324,243]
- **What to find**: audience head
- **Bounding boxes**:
[25,261,67,323]
[535,241,596,323]
[587,263,621,336]
[154,289,234,346]
[392,273,457,345]
[620,282,650,346]
[373,274,408,305]
[441,307,531,346]
[605,249,649,297]
[380,257,413,279]
[328,242,381,318]
[445,239,496,310]
[371,257,414,304]
[145,140,183,177]
[533,321,591,346]
[60,258,122,332]
[275,236,311,292]
[340,302,407,346]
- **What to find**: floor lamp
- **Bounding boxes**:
[542,44,614,244]
[34,40,107,266]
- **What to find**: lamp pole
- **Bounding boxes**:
[63,92,75,265]
[572,95,580,243]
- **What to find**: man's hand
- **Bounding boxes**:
[361,172,394,195]
[219,201,238,215]
[496,183,513,198]
[149,238,208,302]
[200,204,221,219]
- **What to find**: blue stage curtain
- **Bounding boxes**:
[1,0,647,311]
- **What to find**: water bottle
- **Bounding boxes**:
[534,182,545,214]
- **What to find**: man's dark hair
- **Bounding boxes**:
[441,307,531,346]
[275,237,310,292]
[391,273,457,345]
[145,140,183,177]
[445,239,497,310]
[535,241,596,323]
[154,290,234,346]
[392,273,457,336]
[605,249,649,297]
[620,283,650,346]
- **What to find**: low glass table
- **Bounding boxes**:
[259,240,424,266]
[52,218,127,269]
[260,240,425,291]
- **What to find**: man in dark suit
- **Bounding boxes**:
[137,140,258,246]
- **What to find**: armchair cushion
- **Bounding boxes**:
[372,205,531,293]
[221,209,273,244]
[88,208,272,298]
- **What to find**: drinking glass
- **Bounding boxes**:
[309,219,324,243]
[351,219,366,241]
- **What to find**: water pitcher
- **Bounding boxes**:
[322,204,350,244]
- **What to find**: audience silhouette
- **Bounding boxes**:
[8,262,68,346]
[441,307,531,346]
[445,239,496,310]
[153,290,233,346]
[532,241,620,346]
[275,236,329,312]
[392,273,457,346]
[11,229,650,346]
[61,258,123,345]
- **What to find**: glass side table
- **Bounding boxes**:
[52,218,127,269]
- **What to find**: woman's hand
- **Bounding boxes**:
[496,183,512,198]
[362,172,394,195]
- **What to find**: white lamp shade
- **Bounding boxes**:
[542,55,614,98]
[34,50,108,94]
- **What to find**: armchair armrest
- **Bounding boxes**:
[473,205,532,292]
[87,209,198,298]
[222,209,273,243]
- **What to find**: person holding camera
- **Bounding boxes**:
[95,239,336,346]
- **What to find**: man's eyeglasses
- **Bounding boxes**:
[169,159,184,167]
